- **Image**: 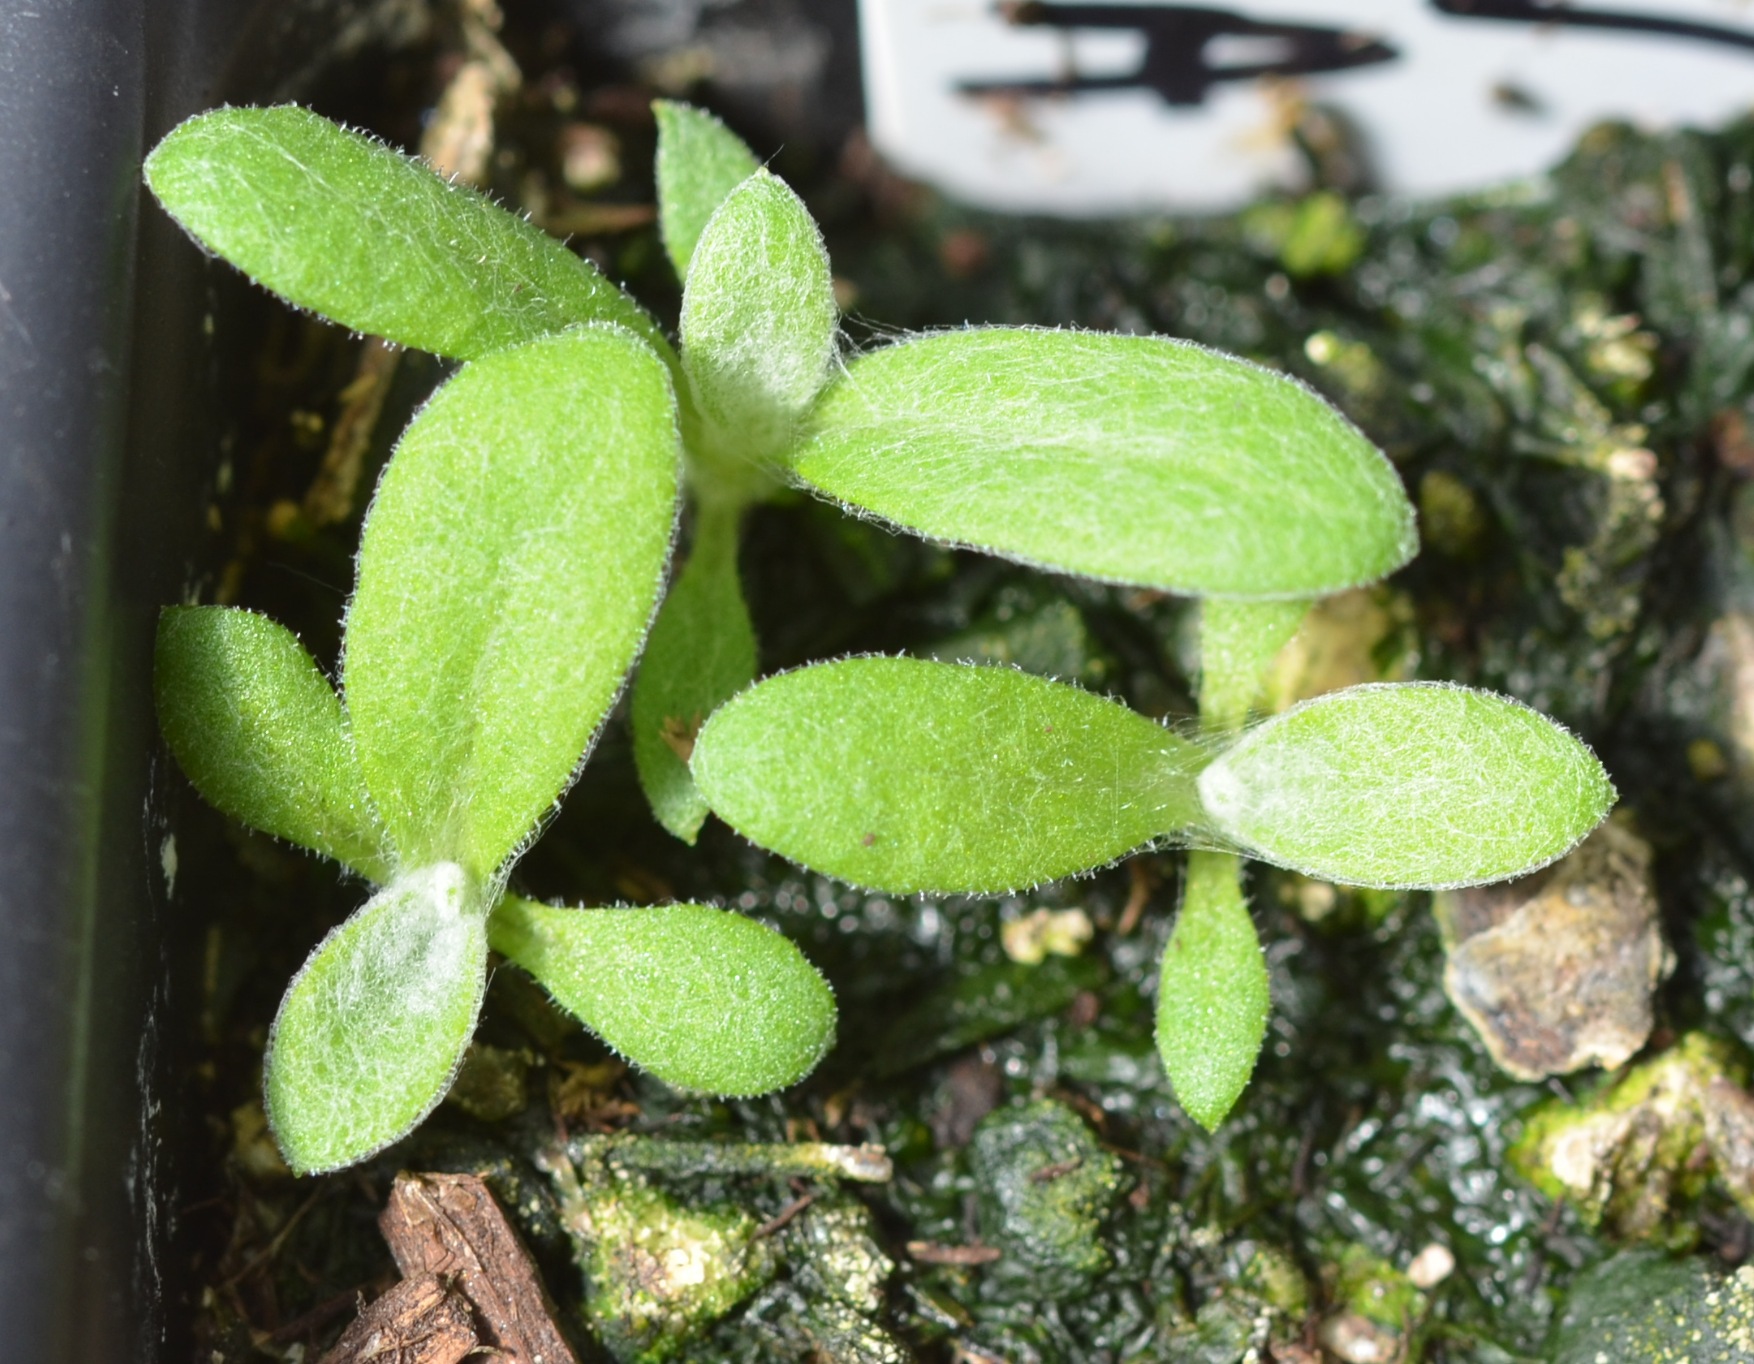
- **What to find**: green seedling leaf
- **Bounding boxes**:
[654,100,761,280]
[791,328,1416,598]
[266,863,489,1173]
[144,105,662,359]
[155,606,391,880]
[344,327,679,881]
[681,170,838,468]
[1155,851,1269,1131]
[631,504,757,843]
[1198,682,1617,888]
[1199,598,1311,733]
[691,656,1205,894]
[490,896,835,1094]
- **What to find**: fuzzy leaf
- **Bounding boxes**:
[654,100,761,280]
[790,329,1416,598]
[1198,598,1310,732]
[265,864,488,1173]
[144,105,662,359]
[344,328,678,880]
[1198,682,1617,888]
[490,896,835,1095]
[631,505,756,843]
[155,606,391,880]
[681,170,838,464]
[691,657,1205,894]
[1155,851,1268,1131]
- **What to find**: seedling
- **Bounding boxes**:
[150,329,834,1172]
[681,257,1616,1131]
[143,108,843,1172]
[145,99,1614,1157]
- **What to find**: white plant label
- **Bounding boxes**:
[860,0,1754,213]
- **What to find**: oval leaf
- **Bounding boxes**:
[1155,851,1268,1132]
[144,105,662,359]
[490,897,835,1095]
[1197,682,1617,888]
[790,329,1416,598]
[344,328,679,880]
[692,657,1205,894]
[682,170,837,465]
[654,100,761,280]
[265,864,489,1173]
[631,505,757,843]
[155,606,391,880]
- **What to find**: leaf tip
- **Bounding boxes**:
[1182,1095,1238,1135]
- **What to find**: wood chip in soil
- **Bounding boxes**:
[379,1170,578,1364]
[906,1241,1003,1266]
[314,1273,477,1364]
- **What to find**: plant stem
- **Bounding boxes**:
[1196,598,1310,734]
[629,491,759,840]
[678,392,782,508]
[687,494,745,584]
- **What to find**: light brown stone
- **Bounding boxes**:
[1438,819,1670,1080]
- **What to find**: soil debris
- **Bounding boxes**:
[1261,586,1414,711]
[442,1041,530,1123]
[1551,1248,1754,1363]
[969,1098,1122,1291]
[928,1052,1002,1150]
[999,905,1093,964]
[905,1241,1002,1266]
[1404,1241,1455,1289]
[379,1170,579,1364]
[565,1133,892,1183]
[1317,1247,1426,1364]
[759,1195,905,1362]
[547,1146,779,1363]
[1437,817,1671,1079]
[1705,1075,1754,1220]
[1512,1032,1754,1241]
[314,1273,478,1364]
